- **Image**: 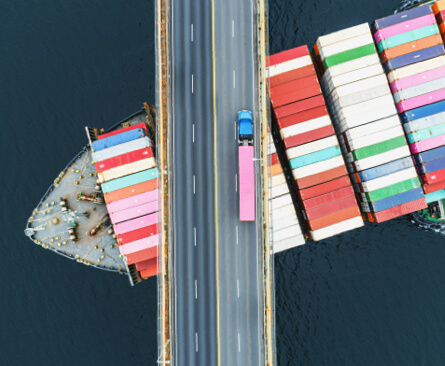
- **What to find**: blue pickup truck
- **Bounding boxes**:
[237,110,254,146]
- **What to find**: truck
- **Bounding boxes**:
[238,110,255,221]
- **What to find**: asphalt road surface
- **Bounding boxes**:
[171,0,264,364]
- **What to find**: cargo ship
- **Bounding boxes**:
[24,105,158,285]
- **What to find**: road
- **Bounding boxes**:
[170,0,264,364]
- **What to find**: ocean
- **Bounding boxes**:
[1,0,444,365]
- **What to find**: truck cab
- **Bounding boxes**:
[237,110,254,146]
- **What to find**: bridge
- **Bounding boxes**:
[155,0,274,365]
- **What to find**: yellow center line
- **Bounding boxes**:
[211,0,221,365]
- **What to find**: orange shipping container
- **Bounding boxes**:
[104,179,157,204]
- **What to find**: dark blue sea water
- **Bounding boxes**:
[1,1,444,365]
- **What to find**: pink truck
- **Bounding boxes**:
[238,111,255,221]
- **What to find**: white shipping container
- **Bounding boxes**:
[387,55,445,83]
[286,136,339,160]
[292,155,345,179]
[345,115,401,140]
[319,33,374,60]
[271,173,287,188]
[267,55,312,78]
[359,167,418,192]
[273,236,306,253]
[329,84,391,110]
[352,145,411,171]
[271,194,293,209]
[316,23,370,48]
[346,125,405,150]
[273,224,304,242]
[92,137,151,163]
[403,111,445,133]
[331,74,388,98]
[271,183,291,198]
[309,216,364,241]
[322,63,384,93]
[393,77,445,103]
[272,214,300,231]
[280,115,332,138]
[272,203,296,221]
[98,158,156,183]
[334,93,395,119]
[268,142,276,155]
[321,53,381,78]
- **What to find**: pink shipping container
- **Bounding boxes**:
[119,234,159,255]
[239,146,255,221]
[106,189,159,214]
[113,212,160,235]
[109,200,158,225]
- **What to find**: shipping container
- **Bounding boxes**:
[125,246,158,265]
[296,165,349,190]
[360,177,422,202]
[283,125,335,149]
[98,122,148,140]
[345,115,401,140]
[344,125,404,151]
[356,156,413,181]
[269,65,316,88]
[307,206,361,231]
[421,167,445,184]
[309,216,363,241]
[110,200,158,225]
[107,189,158,214]
[271,194,293,209]
[360,187,424,212]
[327,84,390,110]
[394,77,445,104]
[410,133,445,153]
[271,173,287,188]
[412,145,445,165]
[417,156,445,174]
[117,224,158,245]
[322,44,376,69]
[95,147,153,173]
[270,84,322,108]
[135,257,158,271]
[273,236,306,253]
[316,23,370,49]
[92,137,152,163]
[319,33,374,60]
[349,145,411,171]
[272,215,300,231]
[267,55,313,78]
[289,146,341,169]
[98,158,156,184]
[423,179,445,194]
[383,44,445,72]
[364,197,427,223]
[299,175,352,200]
[104,179,157,204]
[377,25,438,54]
[398,88,445,113]
[239,146,255,221]
[280,115,331,139]
[407,122,445,143]
[277,106,328,129]
[321,54,381,79]
[351,135,407,161]
[301,186,355,211]
[267,45,310,66]
[400,99,445,123]
[119,234,159,255]
[271,183,290,199]
[403,110,445,133]
[271,76,320,96]
[92,128,146,152]
[374,14,436,44]
[372,6,433,32]
[140,265,160,279]
[387,55,445,83]
[272,204,296,221]
[113,212,160,236]
[286,136,338,159]
[304,195,357,221]
[292,155,345,179]
[425,189,445,203]
[101,168,157,194]
[274,95,326,119]
[273,225,304,242]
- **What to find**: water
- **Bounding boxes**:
[1,1,444,365]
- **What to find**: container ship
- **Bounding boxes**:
[25,0,445,279]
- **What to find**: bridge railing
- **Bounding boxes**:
[256,0,277,365]
[156,0,172,364]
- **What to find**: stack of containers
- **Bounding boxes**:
[268,46,363,240]
[315,23,427,223]
[372,7,445,206]
[267,130,306,252]
[434,0,445,41]
[91,122,159,279]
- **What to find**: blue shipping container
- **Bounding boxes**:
[406,122,445,143]
[101,168,158,193]
[383,45,445,73]
[365,187,425,212]
[417,156,445,174]
[289,145,341,169]
[412,145,445,165]
[425,189,445,204]
[92,128,146,152]
[372,6,432,32]
[400,99,445,123]
[403,111,445,134]
[358,157,413,181]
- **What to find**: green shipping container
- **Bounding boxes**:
[352,135,407,161]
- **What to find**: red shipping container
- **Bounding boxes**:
[135,257,158,271]
[269,65,316,88]
[104,179,158,204]
[423,180,445,194]
[270,153,280,166]
[274,95,325,119]
[125,246,158,265]
[299,175,352,200]
[296,165,348,190]
[270,76,320,97]
[421,168,445,185]
[305,195,357,221]
[270,84,322,108]
[283,125,335,149]
[116,223,158,245]
[277,105,328,129]
[95,147,153,172]
[301,186,355,211]
[140,264,160,279]
[306,206,361,231]
[98,122,148,140]
[364,197,427,223]
[267,45,309,66]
